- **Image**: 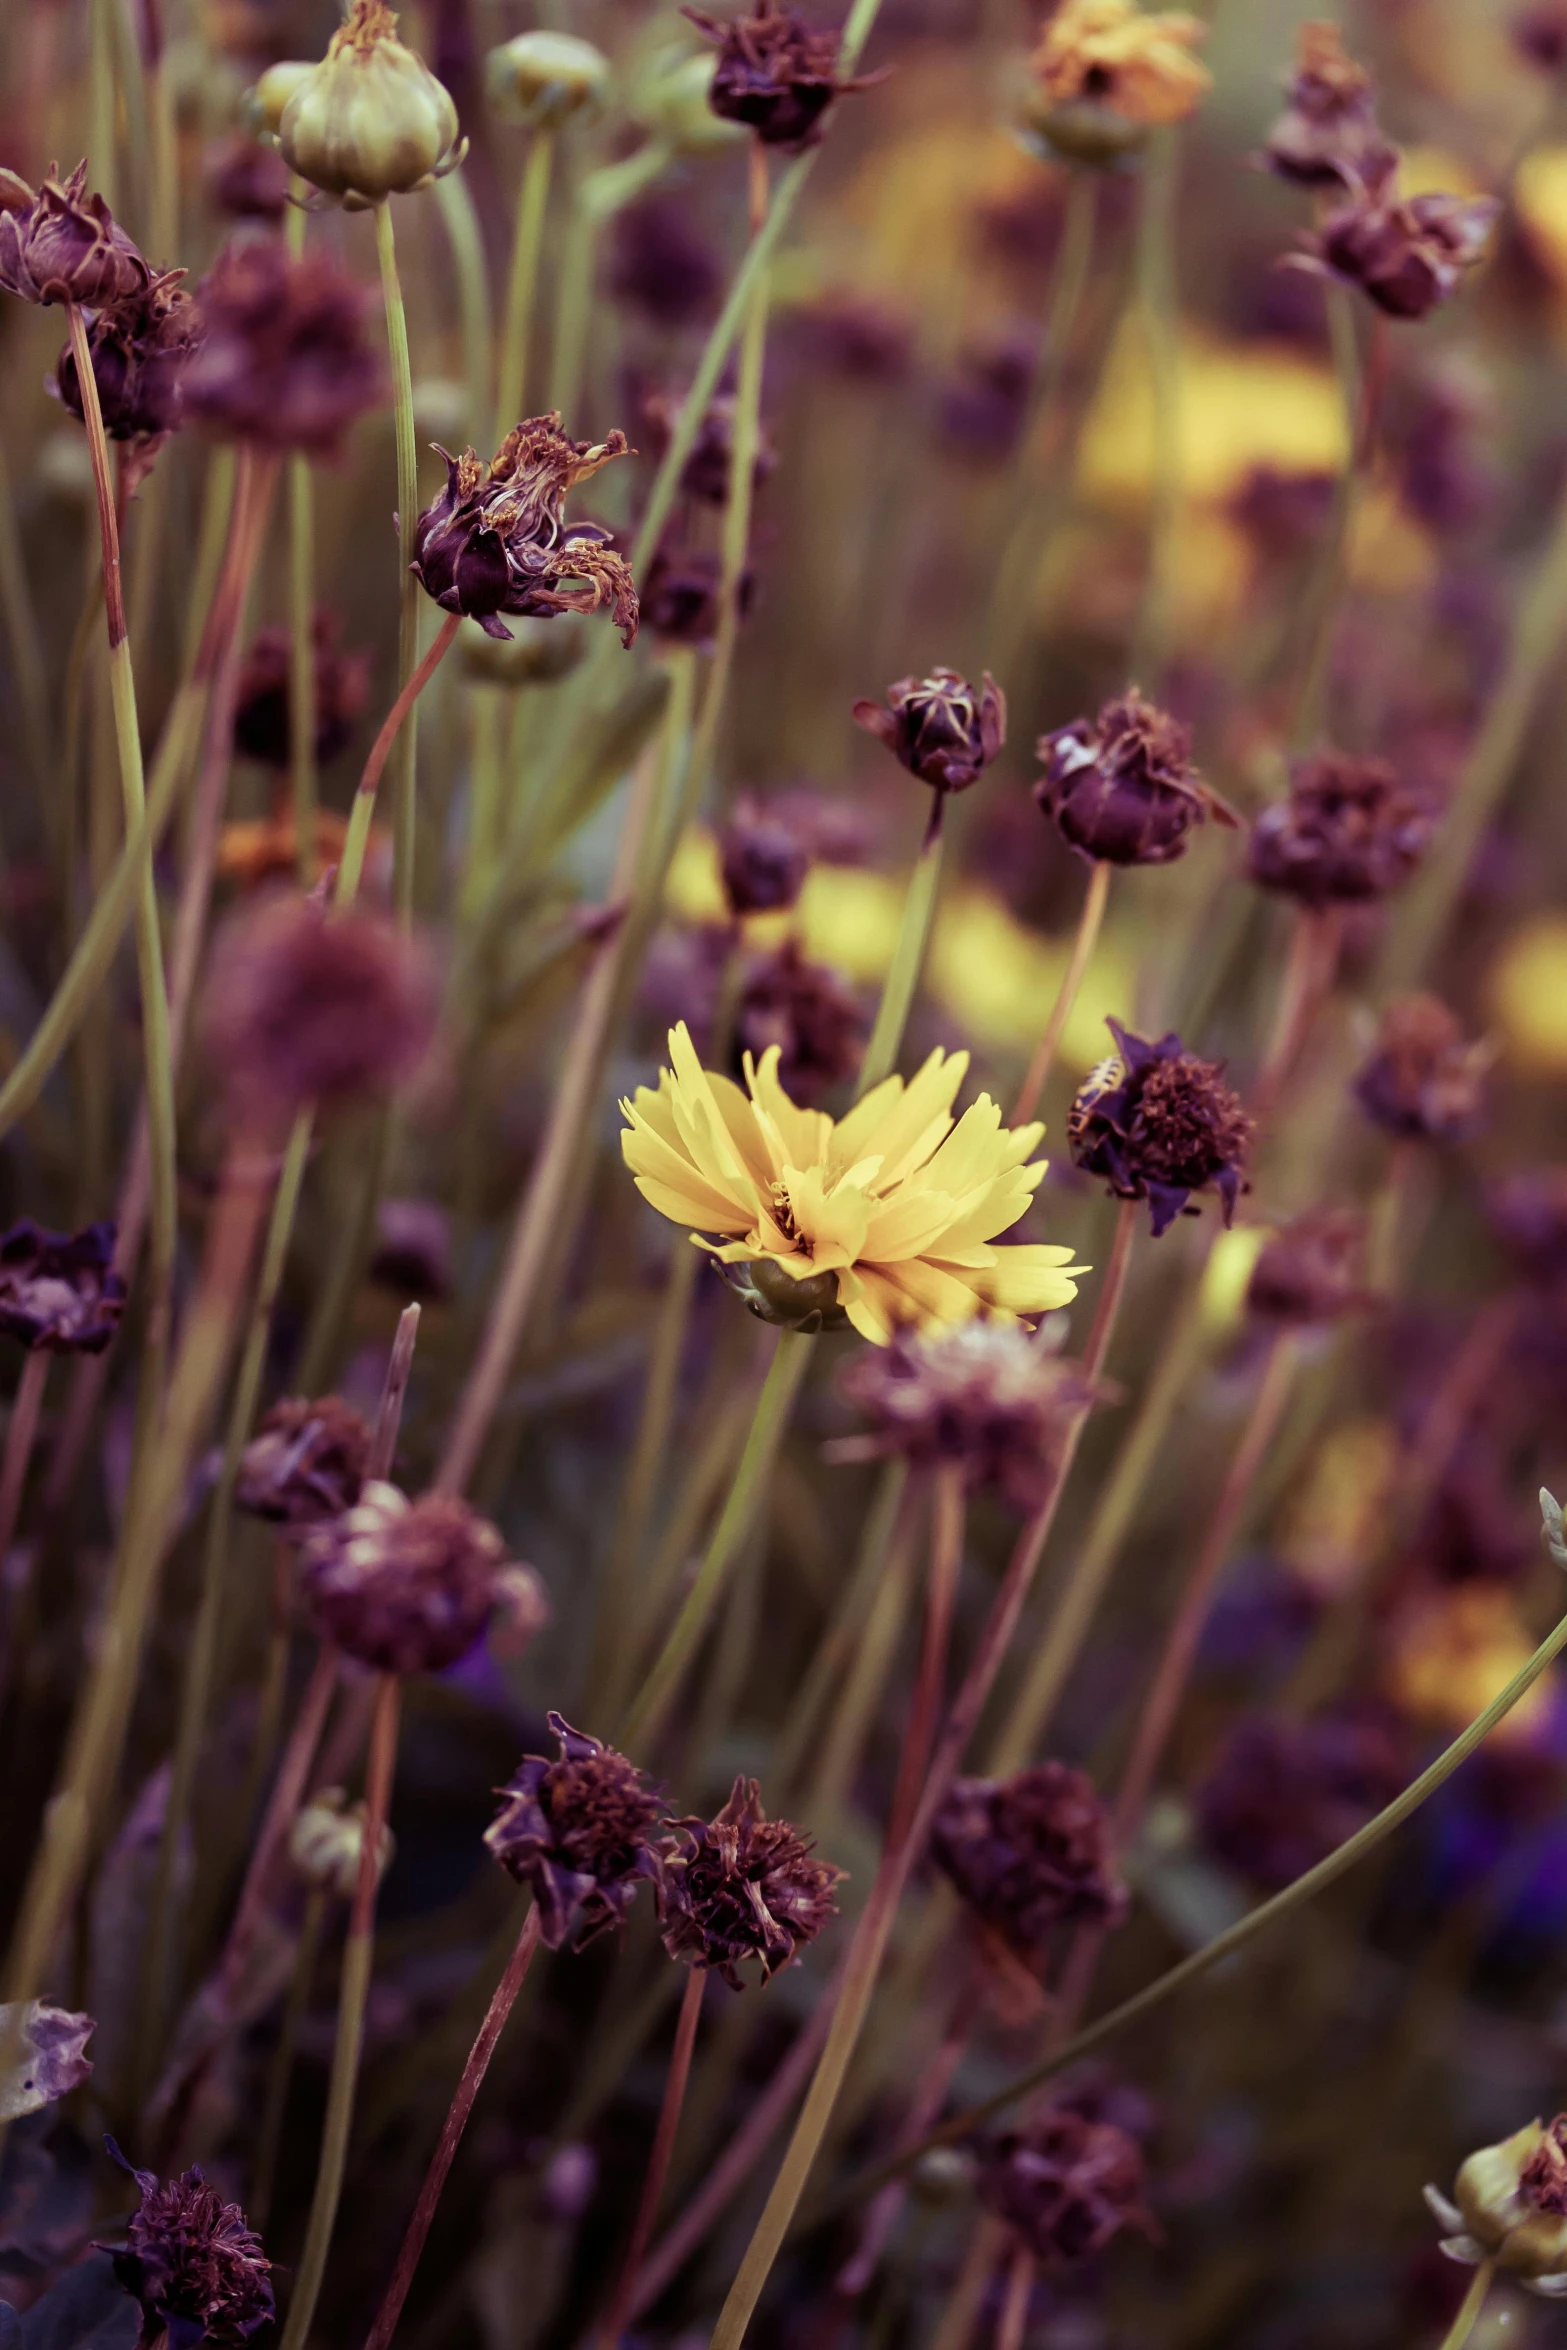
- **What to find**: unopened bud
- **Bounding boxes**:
[279,0,465,210]
[631,49,746,154]
[1543,1488,1567,1568]
[246,61,315,142]
[485,33,611,129]
[290,1786,395,1899]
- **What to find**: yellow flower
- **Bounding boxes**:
[1387,1584,1552,1744]
[1032,0,1211,130]
[619,1024,1084,1344]
[1490,914,1567,1073]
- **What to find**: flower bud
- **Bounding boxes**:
[1427,2117,1567,2291]
[630,49,747,154]
[485,32,611,129]
[289,1786,395,1899]
[0,162,150,310]
[245,60,315,142]
[279,0,465,211]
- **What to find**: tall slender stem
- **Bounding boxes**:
[857,827,944,1096]
[0,1350,48,1576]
[433,168,495,443]
[1435,2261,1494,2350]
[772,1459,908,1795]
[0,431,51,796]
[1011,860,1110,1126]
[1128,128,1182,688]
[338,614,462,905]
[598,1967,706,2350]
[547,141,671,422]
[250,1886,327,2229]
[374,199,422,925]
[1289,290,1383,750]
[992,2246,1033,2350]
[887,1466,964,1846]
[289,455,317,884]
[494,131,553,443]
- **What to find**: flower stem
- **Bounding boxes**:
[804,1486,918,1818]
[250,1885,327,2229]
[1435,2260,1494,2350]
[926,2219,1007,2350]
[1252,905,1341,1123]
[1289,288,1383,750]
[993,2246,1034,2350]
[772,1459,908,1795]
[289,453,318,884]
[1128,128,1182,689]
[0,1350,48,1578]
[0,430,52,797]
[494,130,554,443]
[374,197,423,925]
[547,141,672,421]
[597,1967,706,2350]
[1011,860,1110,1125]
[433,167,495,444]
[857,825,944,1096]
[338,613,463,905]
[887,1466,965,1847]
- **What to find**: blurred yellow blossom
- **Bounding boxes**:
[1396,145,1487,200]
[1278,1419,1399,1597]
[1078,332,1347,511]
[1489,914,1567,1074]
[1032,0,1210,129]
[1198,1225,1269,1337]
[1387,1584,1553,1742]
[1514,147,1567,289]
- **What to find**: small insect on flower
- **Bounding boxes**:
[0,161,150,308]
[232,610,373,771]
[300,1482,546,1677]
[101,2143,274,2349]
[1022,0,1210,164]
[682,0,878,150]
[1069,1020,1252,1237]
[1352,993,1491,1144]
[410,414,639,645]
[289,1785,395,1900]
[0,2000,94,2119]
[52,268,203,454]
[930,1763,1127,1970]
[1245,1209,1370,1326]
[1258,20,1396,193]
[658,1777,843,1987]
[620,1023,1083,1342]
[485,1713,668,1949]
[1303,180,1500,321]
[0,1219,127,1354]
[976,2106,1157,2269]
[1426,2116,1567,2293]
[834,1321,1097,1512]
[236,1395,373,1531]
[1247,750,1433,907]
[1035,689,1235,868]
[853,667,1006,840]
[181,238,386,457]
[278,0,465,209]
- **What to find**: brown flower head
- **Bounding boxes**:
[1304,184,1500,321]
[204,136,291,222]
[642,540,755,649]
[1515,3,1567,71]
[1246,1209,1370,1326]
[410,414,638,646]
[484,1713,668,1948]
[1353,993,1490,1143]
[976,2107,1156,2269]
[930,1763,1127,1968]
[0,162,150,308]
[232,610,373,769]
[1069,1020,1251,1237]
[853,667,1005,837]
[236,1395,372,1530]
[835,1321,1094,1513]
[1426,2116,1567,2291]
[0,1219,127,1354]
[718,797,809,917]
[102,2142,273,2350]
[205,893,438,1122]
[642,388,778,506]
[734,940,864,1105]
[1197,1711,1407,1892]
[182,238,384,456]
[300,1480,542,1676]
[682,0,874,150]
[52,268,203,450]
[1247,750,1432,906]
[658,1777,843,1987]
[1025,0,1209,164]
[1486,1170,1567,1290]
[1259,22,1396,193]
[1035,689,1231,868]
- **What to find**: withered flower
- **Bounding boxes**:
[0,1219,127,1354]
[719,797,808,917]
[853,667,1005,837]
[1069,1020,1251,1237]
[410,414,638,646]
[1426,2117,1567,2293]
[1486,1169,1567,1290]
[1353,994,1490,1144]
[301,1480,544,1677]
[53,268,203,450]
[976,2108,1156,2269]
[484,1713,667,1949]
[1247,750,1432,906]
[1246,1209,1369,1326]
[658,1777,843,1987]
[1035,689,1232,868]
[1025,0,1209,164]
[1197,1711,1406,1891]
[204,136,291,222]
[102,2143,274,2350]
[182,238,385,457]
[734,940,864,1104]
[835,1321,1094,1514]
[0,161,149,309]
[235,1395,372,1529]
[1305,183,1500,321]
[643,388,777,505]
[232,610,373,769]
[642,540,754,649]
[930,1763,1127,1968]
[278,0,465,210]
[1259,21,1396,193]
[682,0,874,150]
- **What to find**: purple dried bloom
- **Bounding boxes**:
[853,667,1006,834]
[682,0,876,149]
[1486,1170,1567,1289]
[235,1395,372,1529]
[1305,184,1500,321]
[0,1219,126,1353]
[1258,21,1396,193]
[0,161,150,308]
[1353,994,1490,1144]
[1068,1020,1252,1236]
[484,1713,667,1948]
[101,2143,272,2350]
[182,237,384,456]
[232,610,372,769]
[1035,688,1231,868]
[1513,2,1567,70]
[976,2108,1156,2269]
[735,941,864,1105]
[930,1764,1127,1966]
[643,389,777,506]
[1229,464,1337,560]
[610,200,722,328]
[0,2000,94,2119]
[1246,750,1433,906]
[641,540,755,648]
[204,136,291,222]
[1246,1210,1370,1325]
[718,798,809,916]
[659,1777,843,1987]
[301,1480,540,1676]
[1197,1711,1407,1891]
[835,1322,1094,1512]
[52,269,203,449]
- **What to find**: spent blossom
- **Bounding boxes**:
[1246,1210,1370,1326]
[1069,1020,1251,1237]
[733,940,864,1105]
[233,611,372,770]
[300,1481,547,1676]
[977,2107,1157,2269]
[0,1219,126,1353]
[718,798,809,917]
[853,667,1006,838]
[1259,20,1396,193]
[930,1763,1127,1968]
[53,269,202,453]
[182,238,385,456]
[1353,994,1491,1144]
[1426,2117,1567,2292]
[103,2145,274,2349]
[834,1321,1096,1513]
[682,0,877,150]
[658,1776,842,1986]
[1304,181,1500,321]
[1247,750,1433,906]
[0,161,150,308]
[1036,689,1234,868]
[235,1395,373,1530]
[485,1713,668,1948]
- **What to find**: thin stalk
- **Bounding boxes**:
[1289,291,1382,749]
[805,1495,918,1818]
[773,1459,908,1795]
[494,130,554,443]
[432,168,495,443]
[337,614,463,905]
[831,1983,971,2301]
[360,1903,543,2350]
[1127,127,1182,687]
[597,1967,706,2350]
[547,141,672,421]
[0,1351,48,1575]
[250,1886,327,2229]
[1435,2261,1494,2350]
[289,455,317,884]
[992,2247,1033,2350]
[374,198,423,925]
[279,1673,401,2350]
[887,1466,965,1846]
[1011,860,1110,1125]
[212,1646,341,2017]
[926,2219,1006,2350]
[857,827,944,1095]
[0,431,51,795]
[1251,906,1341,1123]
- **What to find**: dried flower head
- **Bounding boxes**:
[103,2144,274,2349]
[1426,2117,1567,2292]
[0,161,150,308]
[484,1713,667,1948]
[643,389,777,505]
[853,668,1006,837]
[1305,183,1500,321]
[278,0,465,209]
[53,268,202,451]
[642,540,754,648]
[1246,1209,1369,1325]
[1030,0,1210,138]
[1514,2,1567,71]
[1260,21,1396,192]
[235,1395,372,1529]
[301,1480,536,1676]
[930,1764,1127,1968]
[411,414,638,646]
[371,1197,454,1298]
[621,1023,1083,1342]
[658,1777,843,1987]
[682,0,874,149]
[611,198,724,328]
[1229,464,1337,560]
[232,610,373,770]
[977,2107,1156,2269]
[182,237,385,456]
[0,1219,126,1353]
[0,2000,94,2120]
[718,798,809,917]
[1247,750,1432,906]
[485,31,610,129]
[835,1321,1095,1512]
[204,892,438,1122]
[1035,689,1232,868]
[1197,1712,1406,1891]
[1353,994,1490,1144]
[205,135,291,222]
[1069,1020,1251,1237]
[289,1784,395,1899]
[734,940,864,1105]
[1486,1169,1567,1289]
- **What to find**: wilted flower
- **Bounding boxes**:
[1246,1210,1369,1325]
[182,238,385,457]
[1247,751,1433,906]
[1026,0,1210,163]
[1197,1711,1407,1891]
[976,2107,1156,2268]
[235,1395,372,1529]
[1353,994,1490,1144]
[232,611,373,770]
[611,199,724,328]
[204,135,291,222]
[682,0,875,150]
[0,2000,94,2119]
[1259,21,1396,192]
[52,269,202,450]
[835,1321,1095,1512]
[643,389,777,506]
[1069,1020,1251,1237]
[288,1785,395,1899]
[103,2144,274,2349]
[0,1219,126,1353]
[1426,2117,1567,2292]
[930,1764,1127,1967]
[1035,689,1232,868]
[278,0,465,209]
[484,1713,667,1948]
[642,540,753,648]
[485,32,610,128]
[658,1776,843,1987]
[853,667,1006,837]
[410,415,638,646]
[1486,1169,1567,1289]
[204,893,439,1121]
[734,941,864,1105]
[301,1480,542,1676]
[0,161,150,309]
[620,1022,1083,1343]
[1305,183,1500,321]
[718,798,809,917]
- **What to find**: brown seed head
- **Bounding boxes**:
[658,1776,843,1987]
[1035,689,1230,868]
[232,610,373,770]
[930,1763,1127,1967]
[1259,21,1396,192]
[103,2145,273,2350]
[718,797,809,917]
[1246,1209,1370,1326]
[1305,184,1500,320]
[183,237,385,455]
[1353,993,1490,1143]
[642,538,755,649]
[485,1713,668,1948]
[735,940,864,1105]
[853,667,1006,831]
[836,1321,1095,1512]
[682,0,876,149]
[300,1481,536,1676]
[0,1219,127,1354]
[977,2106,1156,2269]
[0,161,150,308]
[53,267,203,451]
[1069,1020,1251,1236]
[1247,750,1432,906]
[236,1395,373,1530]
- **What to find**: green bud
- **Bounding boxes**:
[631,48,746,154]
[1016,90,1148,168]
[485,32,611,129]
[245,59,315,142]
[278,0,465,210]
[720,1257,847,1333]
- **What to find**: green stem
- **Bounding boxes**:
[547,141,672,422]
[289,455,317,883]
[597,1966,706,2350]
[250,1886,327,2230]
[0,430,51,798]
[1128,127,1182,688]
[433,167,495,445]
[1288,280,1362,749]
[803,1492,916,1818]
[374,199,422,925]
[1435,2260,1494,2350]
[773,1459,909,1795]
[856,826,944,1095]
[1011,857,1110,1126]
[494,131,554,443]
